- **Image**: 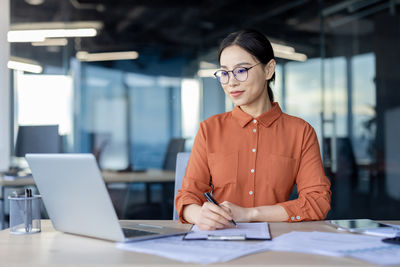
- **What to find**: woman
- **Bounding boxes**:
[175,29,331,230]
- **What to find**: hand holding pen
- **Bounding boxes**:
[204,192,237,226]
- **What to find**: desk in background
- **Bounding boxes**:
[102,169,176,219]
[0,170,175,228]
[1,220,398,266]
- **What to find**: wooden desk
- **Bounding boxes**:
[102,169,175,183]
[0,169,175,186]
[1,220,397,266]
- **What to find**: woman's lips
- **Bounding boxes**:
[230,91,244,97]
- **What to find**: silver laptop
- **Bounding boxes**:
[25,153,189,242]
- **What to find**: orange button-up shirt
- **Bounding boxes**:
[175,102,331,223]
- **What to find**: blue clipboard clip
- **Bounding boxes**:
[207,234,246,240]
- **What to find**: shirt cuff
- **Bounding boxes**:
[278,199,308,222]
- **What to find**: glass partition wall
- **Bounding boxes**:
[8,0,400,220]
[317,3,399,219]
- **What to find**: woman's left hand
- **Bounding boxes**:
[219,201,252,222]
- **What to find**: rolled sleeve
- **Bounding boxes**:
[279,124,331,222]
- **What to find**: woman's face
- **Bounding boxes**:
[219,45,275,108]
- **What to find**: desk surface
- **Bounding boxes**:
[0,169,175,187]
[1,220,398,266]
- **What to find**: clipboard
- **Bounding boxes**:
[183,222,271,241]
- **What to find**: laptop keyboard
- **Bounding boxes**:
[122,228,157,238]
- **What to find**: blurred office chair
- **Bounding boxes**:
[173,152,191,220]
[88,132,111,167]
[163,138,185,171]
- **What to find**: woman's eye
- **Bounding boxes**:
[221,71,228,77]
[236,68,246,74]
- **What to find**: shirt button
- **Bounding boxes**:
[291,216,295,221]
[253,119,257,124]
[249,190,253,195]
[296,216,301,220]
[252,148,256,152]
[253,129,257,133]
[250,169,255,173]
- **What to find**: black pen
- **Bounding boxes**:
[25,188,32,232]
[203,192,237,226]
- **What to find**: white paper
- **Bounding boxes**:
[184,222,270,240]
[349,246,400,265]
[387,223,400,230]
[116,235,273,264]
[363,226,400,237]
[271,231,400,265]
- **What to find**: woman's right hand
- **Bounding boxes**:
[184,202,234,230]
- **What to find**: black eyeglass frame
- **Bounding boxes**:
[213,62,261,84]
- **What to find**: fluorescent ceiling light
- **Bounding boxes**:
[271,43,295,53]
[271,42,307,62]
[197,69,218,78]
[199,61,218,69]
[274,51,307,62]
[76,51,139,62]
[32,38,68,46]
[8,28,97,43]
[25,0,45,5]
[10,21,103,31]
[7,57,43,73]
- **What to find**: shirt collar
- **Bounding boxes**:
[232,102,282,128]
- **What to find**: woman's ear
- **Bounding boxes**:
[264,59,276,80]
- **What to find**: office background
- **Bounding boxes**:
[0,0,399,226]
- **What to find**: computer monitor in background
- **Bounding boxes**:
[15,125,60,157]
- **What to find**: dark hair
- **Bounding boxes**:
[218,29,275,102]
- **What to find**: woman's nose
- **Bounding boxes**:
[228,72,239,86]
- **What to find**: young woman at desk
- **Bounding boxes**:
[175,29,331,230]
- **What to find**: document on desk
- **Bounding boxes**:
[184,222,271,240]
[116,234,273,264]
[271,231,400,265]
[362,223,400,237]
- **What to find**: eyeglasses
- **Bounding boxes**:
[214,63,261,84]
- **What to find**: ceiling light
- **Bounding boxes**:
[31,38,68,46]
[7,57,43,73]
[271,42,307,62]
[197,69,218,78]
[271,43,295,53]
[76,51,139,62]
[10,21,103,31]
[274,51,308,62]
[25,0,45,5]
[199,61,218,69]
[8,28,97,43]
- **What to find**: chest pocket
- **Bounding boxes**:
[208,152,238,188]
[266,154,297,193]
